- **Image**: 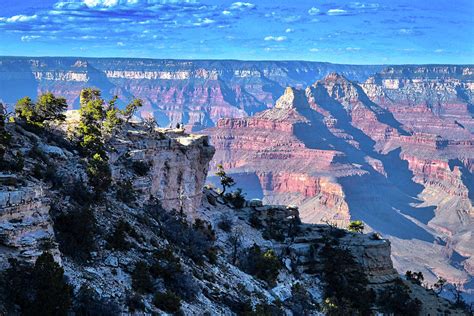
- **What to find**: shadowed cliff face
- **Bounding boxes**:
[202,67,474,300]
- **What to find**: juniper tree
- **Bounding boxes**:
[215,164,235,196]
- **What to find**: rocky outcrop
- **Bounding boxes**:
[110,127,215,215]
[203,68,474,300]
[0,176,60,267]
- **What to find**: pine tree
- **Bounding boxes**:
[29,252,72,316]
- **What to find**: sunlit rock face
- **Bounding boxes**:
[202,66,474,298]
[0,57,382,128]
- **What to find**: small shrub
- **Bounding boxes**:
[218,216,233,232]
[405,271,424,286]
[75,285,121,316]
[106,219,139,251]
[240,245,281,287]
[347,220,364,233]
[215,164,235,195]
[53,205,96,262]
[126,293,145,312]
[249,212,263,229]
[64,180,95,206]
[147,205,215,264]
[131,261,153,294]
[86,153,112,196]
[320,241,374,314]
[153,291,181,313]
[28,145,49,163]
[2,253,72,315]
[377,278,422,315]
[150,247,182,279]
[131,160,151,176]
[11,152,24,172]
[116,180,137,205]
[32,163,44,179]
[225,188,246,209]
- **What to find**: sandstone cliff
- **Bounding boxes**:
[0,111,462,314]
[203,68,474,301]
[0,57,383,128]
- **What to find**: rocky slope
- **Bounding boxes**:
[203,67,474,301]
[0,110,465,314]
[0,57,382,128]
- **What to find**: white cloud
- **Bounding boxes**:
[327,9,348,15]
[308,7,320,15]
[309,48,319,52]
[264,46,286,52]
[5,15,38,23]
[222,10,231,15]
[117,41,125,46]
[346,47,361,51]
[285,28,294,33]
[434,49,444,53]
[264,35,287,42]
[21,35,41,42]
[230,2,255,10]
[398,28,412,35]
[193,17,215,26]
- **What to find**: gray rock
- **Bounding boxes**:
[105,255,119,267]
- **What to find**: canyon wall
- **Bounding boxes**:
[202,66,474,298]
[0,57,382,128]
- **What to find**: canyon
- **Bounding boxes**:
[2,107,461,314]
[0,57,473,304]
[203,66,474,300]
[0,57,381,128]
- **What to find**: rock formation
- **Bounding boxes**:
[0,57,382,128]
[203,67,474,300]
[0,108,465,314]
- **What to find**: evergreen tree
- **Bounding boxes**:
[15,96,36,123]
[215,164,235,195]
[30,252,72,316]
[0,103,11,161]
[35,92,67,122]
[15,93,67,126]
[122,98,143,122]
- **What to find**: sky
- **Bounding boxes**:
[0,0,473,64]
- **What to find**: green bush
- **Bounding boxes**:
[131,160,151,176]
[347,220,364,233]
[15,93,67,127]
[116,180,137,205]
[2,253,72,315]
[131,261,153,294]
[86,153,112,196]
[0,104,11,162]
[320,242,374,315]
[240,245,281,287]
[405,271,424,286]
[217,216,233,232]
[377,278,422,315]
[215,164,235,195]
[10,151,24,172]
[225,188,246,208]
[53,205,96,262]
[106,219,138,251]
[153,291,181,313]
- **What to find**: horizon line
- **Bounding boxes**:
[1,55,473,67]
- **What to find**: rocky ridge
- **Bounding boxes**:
[0,113,464,314]
[203,68,474,300]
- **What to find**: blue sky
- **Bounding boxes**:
[0,0,473,64]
